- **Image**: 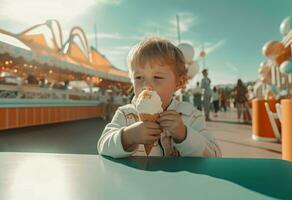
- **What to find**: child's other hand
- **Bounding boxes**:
[157,110,186,143]
[122,121,162,150]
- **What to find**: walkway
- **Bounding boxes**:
[0,110,282,159]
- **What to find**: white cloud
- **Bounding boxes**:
[103,49,127,55]
[143,13,199,41]
[205,39,226,55]
[101,48,128,65]
[210,71,238,85]
[226,62,239,72]
[170,12,199,33]
[101,46,132,64]
[87,32,124,39]
[87,32,143,42]
[186,65,240,88]
[96,0,121,5]
[186,60,240,87]
[113,45,132,50]
[0,0,120,26]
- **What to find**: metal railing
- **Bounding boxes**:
[0,84,97,101]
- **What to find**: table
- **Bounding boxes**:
[0,153,291,200]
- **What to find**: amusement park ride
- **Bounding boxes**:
[0,20,131,131]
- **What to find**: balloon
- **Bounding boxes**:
[270,84,280,98]
[280,60,292,74]
[259,59,278,74]
[280,16,292,36]
[258,61,271,75]
[260,60,267,68]
[186,60,200,78]
[260,76,272,84]
[199,51,206,58]
[259,71,272,84]
[262,41,285,59]
[178,43,194,63]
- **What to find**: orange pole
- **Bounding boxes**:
[282,99,292,161]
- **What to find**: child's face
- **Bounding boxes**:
[132,62,179,110]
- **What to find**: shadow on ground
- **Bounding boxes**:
[0,118,106,154]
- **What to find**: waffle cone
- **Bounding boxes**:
[138,113,159,122]
[138,113,160,155]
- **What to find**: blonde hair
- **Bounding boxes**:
[127,37,187,87]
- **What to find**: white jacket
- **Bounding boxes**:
[97,99,221,158]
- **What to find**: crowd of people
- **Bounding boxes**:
[0,72,133,103]
[180,69,251,123]
[1,66,252,124]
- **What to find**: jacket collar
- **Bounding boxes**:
[166,98,193,116]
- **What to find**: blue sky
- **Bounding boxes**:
[0,0,291,85]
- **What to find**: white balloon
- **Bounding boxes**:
[187,61,200,78]
[260,76,269,84]
[258,61,271,75]
[259,72,271,84]
[280,16,292,36]
[260,60,268,68]
[178,43,195,63]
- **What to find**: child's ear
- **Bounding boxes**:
[176,75,187,90]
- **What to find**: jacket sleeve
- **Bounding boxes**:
[173,111,222,157]
[97,108,136,158]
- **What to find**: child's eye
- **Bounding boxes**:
[135,76,143,80]
[154,76,164,79]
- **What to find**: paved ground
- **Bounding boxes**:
[0,110,282,158]
[208,110,281,159]
[0,118,107,155]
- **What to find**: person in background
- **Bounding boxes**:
[220,89,227,112]
[181,88,190,102]
[192,82,202,111]
[201,69,212,121]
[59,80,69,90]
[247,85,255,101]
[212,86,220,117]
[26,74,38,85]
[126,86,134,103]
[39,79,49,88]
[234,79,248,122]
[98,89,110,121]
[114,91,124,106]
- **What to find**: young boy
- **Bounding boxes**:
[97,37,221,158]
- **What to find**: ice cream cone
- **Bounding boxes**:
[135,89,163,156]
[144,144,153,156]
[138,113,160,155]
[138,113,160,122]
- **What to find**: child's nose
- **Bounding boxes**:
[143,79,153,89]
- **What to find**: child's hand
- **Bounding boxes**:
[157,110,186,143]
[122,121,162,151]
